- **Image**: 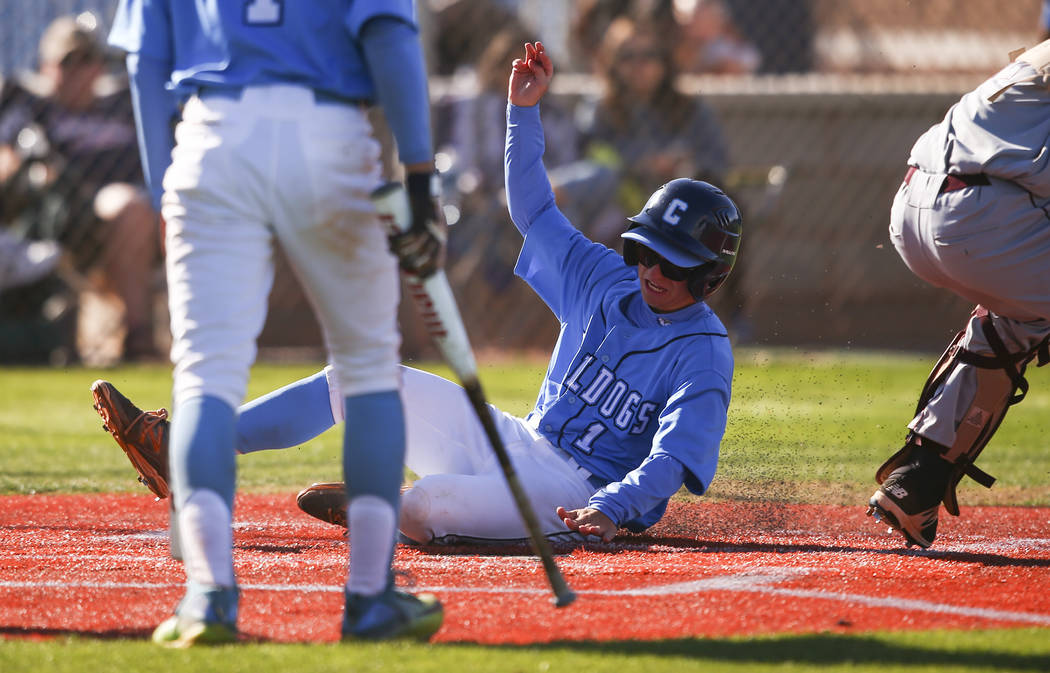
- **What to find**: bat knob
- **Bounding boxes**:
[553,589,577,608]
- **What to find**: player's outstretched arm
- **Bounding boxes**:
[508,41,552,107]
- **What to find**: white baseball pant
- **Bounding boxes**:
[162,84,401,410]
[326,365,598,542]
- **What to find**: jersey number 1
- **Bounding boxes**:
[572,422,606,455]
[245,0,282,25]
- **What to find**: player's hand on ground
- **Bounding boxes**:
[557,506,617,542]
[389,171,447,277]
[508,41,553,107]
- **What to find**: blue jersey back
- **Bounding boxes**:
[109,0,416,100]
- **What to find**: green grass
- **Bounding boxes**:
[1,629,1048,673]
[0,358,542,494]
[3,347,1047,504]
[2,347,1049,670]
[715,349,1050,506]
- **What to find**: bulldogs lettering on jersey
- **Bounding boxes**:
[564,354,659,453]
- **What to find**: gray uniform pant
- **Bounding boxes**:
[890,169,1050,446]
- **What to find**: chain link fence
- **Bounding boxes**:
[0,0,1043,365]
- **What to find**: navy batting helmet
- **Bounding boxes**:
[621,179,742,300]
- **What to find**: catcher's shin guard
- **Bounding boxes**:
[876,309,1049,516]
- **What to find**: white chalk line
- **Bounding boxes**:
[15,522,1050,556]
[3,567,1049,626]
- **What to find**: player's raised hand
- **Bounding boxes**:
[508,41,553,107]
[556,505,617,542]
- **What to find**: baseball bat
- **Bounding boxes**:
[372,182,577,608]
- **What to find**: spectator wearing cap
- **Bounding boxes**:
[0,14,161,362]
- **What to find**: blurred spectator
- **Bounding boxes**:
[723,0,813,74]
[552,15,730,247]
[570,0,677,73]
[0,227,69,363]
[0,229,60,291]
[1041,0,1050,42]
[437,28,578,229]
[672,0,761,74]
[426,0,523,76]
[0,14,160,363]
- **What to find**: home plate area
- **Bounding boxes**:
[1,493,1048,643]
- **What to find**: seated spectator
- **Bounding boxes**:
[672,0,761,75]
[570,0,677,73]
[552,15,730,247]
[0,14,159,363]
[720,0,813,74]
[426,0,523,77]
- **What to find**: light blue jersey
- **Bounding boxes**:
[507,103,734,531]
[109,0,416,101]
[109,0,432,207]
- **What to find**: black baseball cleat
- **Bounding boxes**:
[867,447,952,549]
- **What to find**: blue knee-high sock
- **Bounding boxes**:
[343,390,405,588]
[236,369,335,453]
[170,395,237,510]
[342,390,406,507]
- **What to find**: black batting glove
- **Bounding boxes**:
[388,172,447,278]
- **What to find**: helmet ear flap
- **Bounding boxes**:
[686,262,726,300]
[622,238,639,266]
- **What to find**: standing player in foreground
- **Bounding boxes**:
[94,42,742,548]
[867,41,1050,548]
[107,1,446,645]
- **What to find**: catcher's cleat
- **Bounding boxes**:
[342,589,443,641]
[296,482,348,528]
[153,584,239,647]
[867,447,951,549]
[91,379,171,499]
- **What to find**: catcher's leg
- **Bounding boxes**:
[868,307,1050,547]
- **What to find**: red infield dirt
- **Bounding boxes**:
[1,493,1048,643]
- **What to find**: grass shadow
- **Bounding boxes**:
[462,633,1050,670]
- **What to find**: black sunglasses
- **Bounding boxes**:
[635,245,691,281]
